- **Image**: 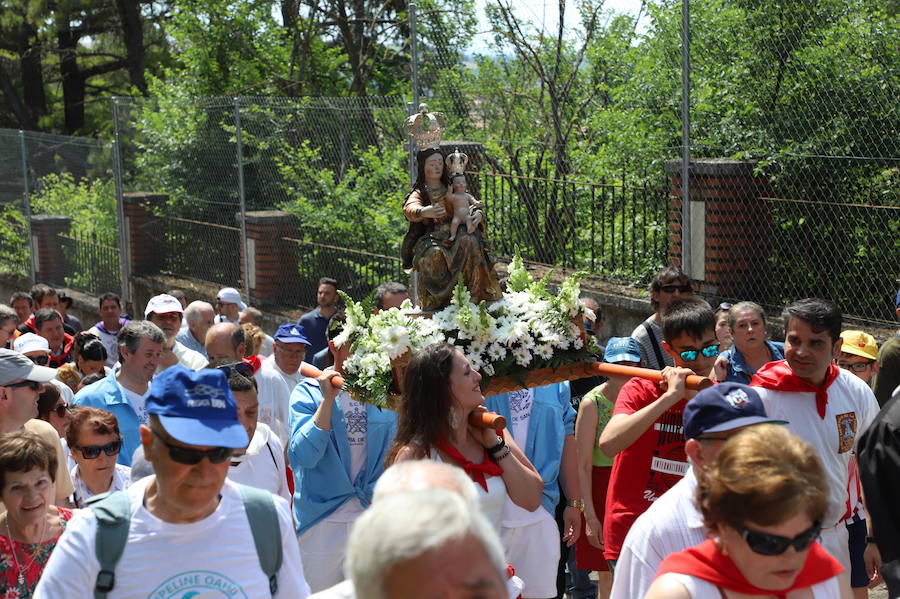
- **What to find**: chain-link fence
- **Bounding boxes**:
[0,0,896,327]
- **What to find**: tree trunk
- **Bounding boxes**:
[0,62,36,130]
[115,0,148,95]
[57,22,85,134]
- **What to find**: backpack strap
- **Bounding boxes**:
[642,321,667,368]
[237,483,283,596]
[86,490,132,599]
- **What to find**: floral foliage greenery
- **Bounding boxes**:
[338,254,598,407]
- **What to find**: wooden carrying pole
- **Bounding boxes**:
[299,362,712,430]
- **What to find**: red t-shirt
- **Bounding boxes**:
[603,377,688,560]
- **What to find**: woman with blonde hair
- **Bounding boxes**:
[646,424,848,598]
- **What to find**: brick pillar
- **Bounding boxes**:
[30,215,72,284]
[123,193,168,276]
[665,159,773,299]
[242,211,299,305]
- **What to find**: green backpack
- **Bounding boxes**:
[86,484,283,599]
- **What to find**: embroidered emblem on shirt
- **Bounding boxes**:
[345,405,368,436]
[836,412,857,454]
[508,389,533,425]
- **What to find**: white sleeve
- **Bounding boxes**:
[274,495,311,598]
[33,510,102,599]
[268,435,292,503]
[609,543,656,599]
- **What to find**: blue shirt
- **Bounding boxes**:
[73,375,141,467]
[176,328,208,358]
[288,379,397,535]
[485,382,575,514]
[297,308,329,357]
[722,340,785,383]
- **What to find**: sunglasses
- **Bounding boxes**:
[29,355,49,366]
[739,522,821,556]
[151,428,233,465]
[75,438,122,459]
[717,302,733,312]
[677,343,720,362]
[5,379,42,390]
[216,361,254,378]
[659,284,692,294]
[53,402,72,418]
[837,361,874,373]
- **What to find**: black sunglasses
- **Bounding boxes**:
[216,361,254,378]
[6,380,42,390]
[659,284,692,294]
[29,355,49,366]
[717,302,733,312]
[739,522,821,556]
[75,438,122,459]
[53,402,71,418]
[677,343,720,362]
[151,428,233,465]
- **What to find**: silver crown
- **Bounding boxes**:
[445,147,468,175]
[405,104,446,151]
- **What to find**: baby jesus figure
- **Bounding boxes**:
[446,173,484,241]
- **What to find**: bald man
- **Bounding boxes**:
[205,322,246,363]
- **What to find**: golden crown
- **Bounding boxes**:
[405,104,446,151]
[445,147,468,176]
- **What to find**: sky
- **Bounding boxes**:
[467,0,648,54]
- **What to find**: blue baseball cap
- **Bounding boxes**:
[274,323,310,345]
[603,337,642,364]
[147,366,249,448]
[683,382,786,440]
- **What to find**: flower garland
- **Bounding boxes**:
[338,254,598,408]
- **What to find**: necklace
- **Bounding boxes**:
[5,514,49,587]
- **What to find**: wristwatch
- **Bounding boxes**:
[567,498,585,511]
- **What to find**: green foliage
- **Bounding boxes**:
[30,173,117,241]
[0,205,30,277]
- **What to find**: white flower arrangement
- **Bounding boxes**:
[337,254,597,408]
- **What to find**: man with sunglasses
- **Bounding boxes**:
[751,298,880,584]
[630,267,693,371]
[0,349,74,513]
[610,382,785,599]
[35,365,311,599]
[599,296,717,571]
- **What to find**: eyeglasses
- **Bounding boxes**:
[5,380,42,390]
[29,355,49,366]
[216,361,254,378]
[739,522,821,556]
[659,284,692,294]
[53,402,71,418]
[837,361,874,373]
[151,428,233,465]
[677,344,720,362]
[75,438,122,459]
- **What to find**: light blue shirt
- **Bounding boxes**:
[176,328,208,359]
[288,379,397,535]
[485,382,575,514]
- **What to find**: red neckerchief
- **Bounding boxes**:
[751,360,840,419]
[242,355,262,373]
[656,539,842,598]
[434,435,503,492]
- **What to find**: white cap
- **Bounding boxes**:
[216,287,247,310]
[13,332,49,355]
[0,349,56,384]
[145,294,185,317]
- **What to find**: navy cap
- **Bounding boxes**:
[683,382,786,440]
[603,337,642,364]
[274,323,310,345]
[147,366,249,448]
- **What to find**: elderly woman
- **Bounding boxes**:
[0,430,74,596]
[65,407,131,508]
[55,332,108,392]
[387,343,543,530]
[713,302,784,384]
[645,425,848,598]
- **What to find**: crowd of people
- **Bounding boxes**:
[0,269,896,599]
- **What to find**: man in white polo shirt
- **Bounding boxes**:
[257,323,311,444]
[145,294,207,372]
[750,298,879,576]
